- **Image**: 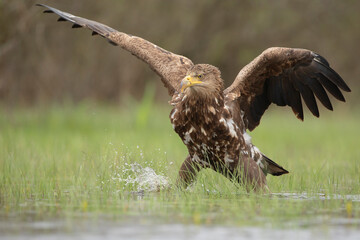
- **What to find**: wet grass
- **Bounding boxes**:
[0,103,359,227]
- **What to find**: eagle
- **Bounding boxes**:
[38,4,351,191]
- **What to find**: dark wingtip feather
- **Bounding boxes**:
[301,74,334,111]
[57,17,66,22]
[292,104,304,121]
[294,111,304,121]
[72,24,82,28]
[43,10,53,13]
[294,76,320,118]
[317,73,346,102]
[91,31,99,36]
[313,57,351,92]
[312,52,330,67]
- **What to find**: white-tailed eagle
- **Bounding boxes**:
[38,4,351,191]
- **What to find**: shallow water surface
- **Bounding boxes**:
[1,217,360,240]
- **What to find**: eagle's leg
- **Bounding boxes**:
[213,156,268,192]
[176,155,207,188]
[232,156,268,192]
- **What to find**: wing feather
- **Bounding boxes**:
[300,73,333,110]
[314,59,350,91]
[317,73,345,101]
[37,4,194,96]
[293,76,319,117]
[224,47,350,131]
[286,74,304,120]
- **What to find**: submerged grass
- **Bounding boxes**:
[0,103,359,227]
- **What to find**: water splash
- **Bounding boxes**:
[114,162,170,192]
[100,143,172,193]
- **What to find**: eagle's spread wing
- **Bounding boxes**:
[224,47,351,131]
[37,4,194,96]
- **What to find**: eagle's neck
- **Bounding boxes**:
[170,92,225,131]
[183,92,224,122]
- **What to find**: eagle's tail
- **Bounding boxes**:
[261,154,289,176]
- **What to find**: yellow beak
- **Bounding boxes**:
[181,76,202,92]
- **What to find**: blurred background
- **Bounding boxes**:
[0,0,358,107]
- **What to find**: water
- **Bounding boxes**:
[3,163,360,239]
[108,161,360,205]
[110,162,170,192]
[1,217,360,240]
[271,192,360,202]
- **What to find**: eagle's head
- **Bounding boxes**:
[181,64,223,99]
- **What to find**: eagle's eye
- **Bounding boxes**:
[197,74,203,79]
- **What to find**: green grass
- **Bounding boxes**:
[0,103,359,227]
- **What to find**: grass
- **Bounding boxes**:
[0,103,359,227]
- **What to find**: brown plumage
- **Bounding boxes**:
[38,4,351,191]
